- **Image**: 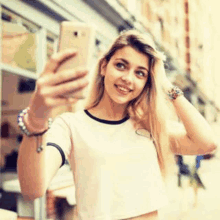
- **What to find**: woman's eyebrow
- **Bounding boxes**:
[115,58,149,72]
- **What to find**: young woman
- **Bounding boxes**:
[17,30,217,220]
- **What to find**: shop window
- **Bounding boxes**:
[1,7,40,72]
[47,31,58,61]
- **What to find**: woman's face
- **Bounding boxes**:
[101,46,150,106]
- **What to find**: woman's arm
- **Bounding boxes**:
[164,82,217,155]
[17,134,62,200]
[17,49,88,200]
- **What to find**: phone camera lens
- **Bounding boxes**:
[73,31,78,37]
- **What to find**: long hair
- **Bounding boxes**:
[84,29,176,177]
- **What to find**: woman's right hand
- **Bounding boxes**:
[26,49,89,132]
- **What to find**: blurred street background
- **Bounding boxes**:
[0,0,220,219]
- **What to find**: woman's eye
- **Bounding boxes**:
[116,62,125,69]
[136,71,145,77]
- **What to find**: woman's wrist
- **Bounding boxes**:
[162,81,184,100]
[24,113,48,134]
[18,108,51,137]
[167,86,184,101]
[162,81,174,93]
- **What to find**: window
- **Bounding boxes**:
[47,31,58,61]
[1,7,40,72]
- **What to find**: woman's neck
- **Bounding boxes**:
[88,93,128,121]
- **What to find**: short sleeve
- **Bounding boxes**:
[44,113,72,167]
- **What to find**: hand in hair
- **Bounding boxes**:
[155,60,173,91]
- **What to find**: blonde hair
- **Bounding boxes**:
[84,29,176,177]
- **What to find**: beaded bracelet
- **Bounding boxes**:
[17,107,52,136]
[17,107,53,153]
[167,86,184,100]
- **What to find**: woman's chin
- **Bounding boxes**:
[110,96,131,106]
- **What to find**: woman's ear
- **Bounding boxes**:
[100,59,107,76]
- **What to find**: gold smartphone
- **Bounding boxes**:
[57,21,96,99]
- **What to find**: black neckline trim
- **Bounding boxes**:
[84,109,129,125]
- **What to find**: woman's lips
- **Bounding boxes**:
[115,84,132,95]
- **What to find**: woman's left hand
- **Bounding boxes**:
[155,60,173,92]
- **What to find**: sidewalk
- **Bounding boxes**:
[160,156,220,220]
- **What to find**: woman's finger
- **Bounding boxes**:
[53,77,89,97]
[42,76,89,98]
[48,68,88,86]
[43,96,79,107]
[43,49,78,74]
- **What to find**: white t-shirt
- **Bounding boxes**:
[45,110,169,220]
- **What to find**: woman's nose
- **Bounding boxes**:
[121,70,133,83]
